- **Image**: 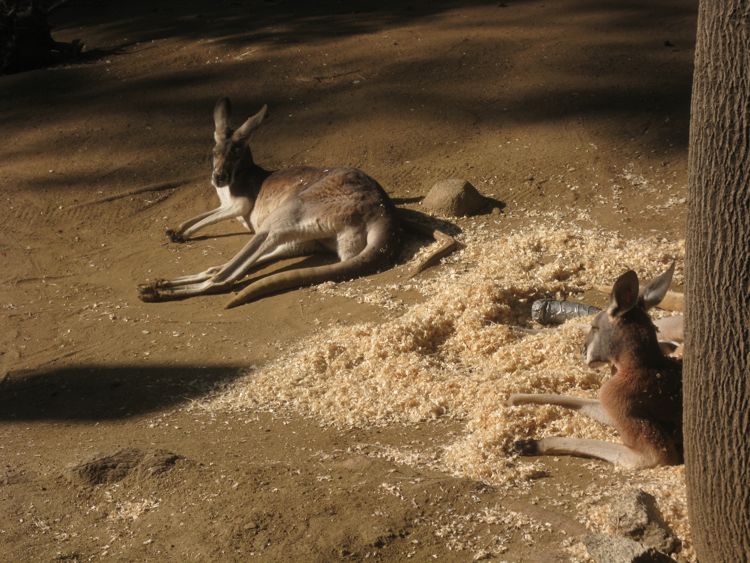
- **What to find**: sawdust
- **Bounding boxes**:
[203,216,689,558]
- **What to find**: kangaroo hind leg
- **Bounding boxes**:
[515,437,655,468]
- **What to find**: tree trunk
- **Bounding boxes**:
[685,1,750,561]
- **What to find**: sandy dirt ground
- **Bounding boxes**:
[1,0,695,561]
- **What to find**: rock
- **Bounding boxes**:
[583,534,677,563]
[609,489,680,554]
[421,179,493,217]
[67,448,182,486]
[68,448,142,485]
[139,449,182,477]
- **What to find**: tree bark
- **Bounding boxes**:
[685,1,750,561]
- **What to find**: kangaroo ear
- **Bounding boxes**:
[214,97,232,141]
[639,261,675,310]
[609,270,639,316]
[232,105,267,142]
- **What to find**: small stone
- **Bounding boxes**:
[583,534,676,563]
[609,489,680,553]
[421,179,493,217]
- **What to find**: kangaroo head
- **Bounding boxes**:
[584,262,675,366]
[211,98,267,188]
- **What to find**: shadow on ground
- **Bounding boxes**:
[0,0,696,195]
[0,364,243,421]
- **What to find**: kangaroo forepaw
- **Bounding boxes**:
[166,229,186,243]
[513,439,541,456]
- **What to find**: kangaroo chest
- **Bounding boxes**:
[600,368,681,424]
[215,185,253,231]
[215,185,234,208]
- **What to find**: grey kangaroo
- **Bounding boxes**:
[508,264,683,468]
[139,98,454,308]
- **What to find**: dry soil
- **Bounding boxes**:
[0,1,695,561]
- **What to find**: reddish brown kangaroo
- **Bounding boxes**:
[508,264,683,468]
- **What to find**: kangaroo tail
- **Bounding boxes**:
[224,220,398,309]
[396,210,459,277]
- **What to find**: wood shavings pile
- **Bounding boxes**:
[204,218,690,558]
